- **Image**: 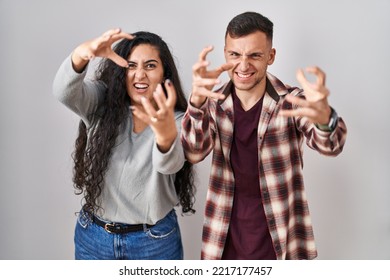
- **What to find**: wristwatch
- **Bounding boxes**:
[316,107,338,132]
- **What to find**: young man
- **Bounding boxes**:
[181,11,347,260]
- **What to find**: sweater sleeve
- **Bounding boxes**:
[52,54,106,126]
[152,111,186,174]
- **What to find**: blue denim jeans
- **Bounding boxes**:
[74,209,183,260]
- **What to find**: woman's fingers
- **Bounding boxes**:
[163,79,177,109]
[141,96,158,119]
[131,106,153,124]
[106,52,130,68]
[136,80,178,125]
[153,84,169,119]
[87,29,135,67]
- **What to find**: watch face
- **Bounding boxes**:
[329,109,338,130]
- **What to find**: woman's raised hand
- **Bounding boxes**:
[131,79,178,153]
[71,28,134,72]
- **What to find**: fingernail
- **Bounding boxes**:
[166,79,172,86]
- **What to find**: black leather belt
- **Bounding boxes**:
[92,214,153,234]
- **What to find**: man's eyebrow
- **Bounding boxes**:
[226,50,264,55]
[248,51,264,55]
[227,50,240,54]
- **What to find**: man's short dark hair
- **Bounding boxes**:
[225,11,274,42]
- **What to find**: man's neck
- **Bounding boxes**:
[235,81,266,111]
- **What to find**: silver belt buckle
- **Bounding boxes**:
[104,223,115,233]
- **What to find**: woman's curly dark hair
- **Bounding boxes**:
[72,31,196,215]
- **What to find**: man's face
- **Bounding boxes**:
[224,31,275,94]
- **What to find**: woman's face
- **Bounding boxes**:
[126,44,164,107]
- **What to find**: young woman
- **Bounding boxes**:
[53,29,195,260]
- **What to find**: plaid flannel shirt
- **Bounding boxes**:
[181,72,347,260]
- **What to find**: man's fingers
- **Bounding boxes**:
[198,46,214,62]
[193,77,220,88]
[305,66,326,86]
[284,94,309,108]
[218,62,234,72]
[279,107,317,119]
[212,62,234,76]
[193,87,225,100]
[296,68,310,89]
[297,66,326,88]
[190,46,231,106]
[192,60,210,73]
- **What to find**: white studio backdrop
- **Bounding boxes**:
[0,0,389,259]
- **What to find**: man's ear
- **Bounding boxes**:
[268,48,276,66]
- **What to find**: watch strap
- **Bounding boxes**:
[316,107,338,132]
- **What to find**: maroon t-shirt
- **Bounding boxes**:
[222,90,276,260]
